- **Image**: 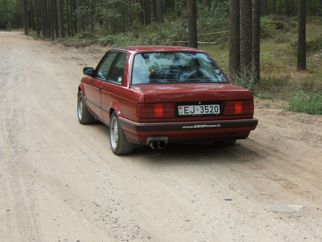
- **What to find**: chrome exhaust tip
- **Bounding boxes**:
[150,141,159,150]
[158,141,166,149]
[147,137,168,150]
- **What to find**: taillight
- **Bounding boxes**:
[154,104,164,117]
[137,103,174,118]
[234,101,243,114]
[224,100,254,115]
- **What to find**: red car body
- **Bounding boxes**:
[77,46,258,154]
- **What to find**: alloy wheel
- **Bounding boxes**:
[110,116,119,150]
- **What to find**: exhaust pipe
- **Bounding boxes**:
[147,137,168,150]
[158,141,166,149]
[150,141,159,150]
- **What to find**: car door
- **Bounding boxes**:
[100,52,128,124]
[84,51,118,120]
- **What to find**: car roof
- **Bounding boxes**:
[113,46,207,54]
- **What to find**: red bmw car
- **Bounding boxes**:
[77,46,258,155]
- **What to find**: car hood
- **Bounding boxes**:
[131,83,253,103]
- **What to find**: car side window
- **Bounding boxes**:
[108,52,127,84]
[96,52,118,80]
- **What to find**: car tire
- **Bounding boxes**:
[109,112,133,155]
[77,93,96,124]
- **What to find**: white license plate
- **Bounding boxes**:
[178,104,220,116]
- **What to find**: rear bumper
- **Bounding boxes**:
[119,117,258,145]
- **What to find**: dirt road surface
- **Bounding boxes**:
[1,32,322,242]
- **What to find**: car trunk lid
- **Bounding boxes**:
[131,83,253,103]
[132,83,254,119]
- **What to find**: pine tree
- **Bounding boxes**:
[56,0,65,38]
[23,0,29,35]
[229,0,240,77]
[240,0,253,79]
[187,0,197,48]
[297,0,306,71]
[252,0,261,82]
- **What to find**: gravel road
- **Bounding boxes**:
[1,32,322,242]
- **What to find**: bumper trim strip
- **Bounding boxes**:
[119,118,258,132]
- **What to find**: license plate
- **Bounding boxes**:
[178,104,221,116]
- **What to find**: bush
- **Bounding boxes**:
[291,35,322,55]
[230,74,258,91]
[307,35,322,53]
[288,91,322,115]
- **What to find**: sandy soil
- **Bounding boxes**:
[1,32,322,242]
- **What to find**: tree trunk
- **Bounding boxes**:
[285,0,291,16]
[144,0,151,25]
[297,0,306,71]
[23,0,29,35]
[89,0,94,32]
[252,0,260,82]
[76,0,82,32]
[30,0,35,30]
[66,0,71,36]
[139,0,151,25]
[261,0,267,15]
[240,0,253,79]
[139,0,144,24]
[229,0,240,77]
[49,0,55,40]
[35,0,40,36]
[272,0,277,14]
[40,0,47,37]
[187,0,198,48]
[156,0,164,22]
[204,0,211,10]
[53,0,59,38]
[56,0,65,38]
[71,0,77,35]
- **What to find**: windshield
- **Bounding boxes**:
[131,52,228,85]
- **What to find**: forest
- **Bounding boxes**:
[0,0,322,114]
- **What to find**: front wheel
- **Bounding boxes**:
[109,112,133,155]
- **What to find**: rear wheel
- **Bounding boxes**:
[109,112,133,155]
[77,93,95,124]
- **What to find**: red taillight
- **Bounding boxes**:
[224,100,254,116]
[137,103,174,118]
[154,104,164,117]
[234,101,243,114]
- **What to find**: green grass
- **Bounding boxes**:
[288,91,322,115]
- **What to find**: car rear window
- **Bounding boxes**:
[131,52,228,85]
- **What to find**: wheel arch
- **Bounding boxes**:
[109,102,122,118]
[78,83,85,96]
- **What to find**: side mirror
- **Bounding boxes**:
[83,67,95,76]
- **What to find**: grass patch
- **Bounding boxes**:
[56,32,99,47]
[288,91,322,115]
[307,34,322,53]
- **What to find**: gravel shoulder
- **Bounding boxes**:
[1,32,322,242]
